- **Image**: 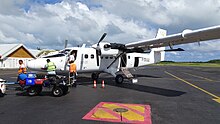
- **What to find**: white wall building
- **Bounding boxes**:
[0,44,36,69]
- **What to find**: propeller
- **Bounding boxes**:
[97,33,107,46]
[93,33,144,67]
[96,33,107,54]
[94,33,107,66]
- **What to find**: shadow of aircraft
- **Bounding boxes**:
[133,74,161,78]
[107,82,186,97]
[76,75,186,97]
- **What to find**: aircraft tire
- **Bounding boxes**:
[91,73,99,80]
[115,74,124,84]
[52,86,63,97]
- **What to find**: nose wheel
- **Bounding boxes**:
[115,74,124,84]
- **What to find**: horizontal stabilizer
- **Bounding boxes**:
[164,48,184,52]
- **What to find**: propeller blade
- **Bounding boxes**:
[64,40,68,48]
[97,33,107,46]
[96,49,101,66]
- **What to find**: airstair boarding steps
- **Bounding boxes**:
[121,67,134,78]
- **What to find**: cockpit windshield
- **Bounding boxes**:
[42,49,77,59]
[42,53,66,58]
[59,49,71,54]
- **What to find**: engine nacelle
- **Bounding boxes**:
[92,42,120,55]
[182,29,192,38]
[103,43,126,50]
[101,48,119,55]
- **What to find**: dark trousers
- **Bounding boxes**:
[69,72,76,84]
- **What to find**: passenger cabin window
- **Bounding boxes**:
[85,54,88,59]
[101,57,103,59]
[128,56,130,59]
[110,57,113,59]
[91,54,94,59]
[105,57,108,59]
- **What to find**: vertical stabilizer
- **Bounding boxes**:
[156,28,167,38]
[152,28,167,63]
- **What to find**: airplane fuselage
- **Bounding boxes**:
[27,46,157,75]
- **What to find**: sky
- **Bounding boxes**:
[0,0,220,62]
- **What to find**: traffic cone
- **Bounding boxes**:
[93,80,97,88]
[101,80,105,88]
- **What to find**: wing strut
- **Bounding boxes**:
[107,52,125,69]
[169,42,173,49]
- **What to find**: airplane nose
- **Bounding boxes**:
[27,59,46,70]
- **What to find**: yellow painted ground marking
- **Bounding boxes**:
[121,109,144,121]
[183,72,214,82]
[102,103,144,121]
[92,108,118,119]
[165,71,220,104]
[213,98,220,104]
[102,103,122,110]
[123,104,145,113]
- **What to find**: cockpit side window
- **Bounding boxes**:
[70,50,77,59]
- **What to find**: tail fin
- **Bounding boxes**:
[152,28,167,63]
[156,28,167,38]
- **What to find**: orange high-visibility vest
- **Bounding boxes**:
[69,63,76,73]
[18,64,27,74]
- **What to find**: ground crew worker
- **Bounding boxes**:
[17,60,27,82]
[69,60,77,87]
[18,60,27,74]
[68,52,75,63]
[43,59,57,85]
[44,59,56,75]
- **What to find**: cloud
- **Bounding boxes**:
[0,0,219,61]
[95,0,220,28]
[0,0,156,49]
[0,0,26,15]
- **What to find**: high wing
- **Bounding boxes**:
[126,25,220,50]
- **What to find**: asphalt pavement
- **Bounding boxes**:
[0,65,220,124]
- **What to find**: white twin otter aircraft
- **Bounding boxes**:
[27,25,220,83]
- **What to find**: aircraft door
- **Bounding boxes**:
[80,53,98,71]
[120,54,127,67]
[81,54,89,70]
[154,51,161,63]
[134,57,139,67]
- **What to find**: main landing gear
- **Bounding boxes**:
[91,73,124,84]
[115,74,124,84]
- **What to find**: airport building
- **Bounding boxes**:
[0,44,36,69]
